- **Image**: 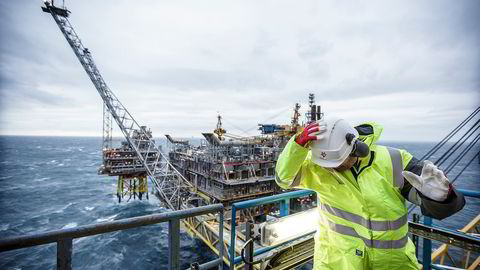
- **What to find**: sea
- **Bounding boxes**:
[0,136,478,269]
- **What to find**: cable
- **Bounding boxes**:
[408,146,480,215]
[221,105,293,135]
[420,107,480,161]
[407,109,479,213]
[244,106,293,134]
[222,118,251,135]
[435,119,480,166]
[444,133,480,175]
[240,238,263,265]
[421,107,479,161]
[450,150,480,185]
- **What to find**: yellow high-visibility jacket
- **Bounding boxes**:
[275,122,420,270]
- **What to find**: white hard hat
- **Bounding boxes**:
[311,116,358,168]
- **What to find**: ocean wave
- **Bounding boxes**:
[58,163,65,167]
[85,206,95,211]
[96,214,118,223]
[34,177,51,182]
[0,223,9,231]
[62,222,78,229]
[55,202,74,213]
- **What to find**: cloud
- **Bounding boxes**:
[0,0,478,141]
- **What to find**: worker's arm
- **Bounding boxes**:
[275,135,309,189]
[275,121,327,189]
[402,157,465,220]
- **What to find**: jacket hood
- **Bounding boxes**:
[354,122,383,147]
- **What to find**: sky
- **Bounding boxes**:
[0,0,479,141]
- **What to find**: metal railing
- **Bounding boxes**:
[229,189,480,270]
[419,189,480,270]
[229,189,315,269]
[0,204,224,270]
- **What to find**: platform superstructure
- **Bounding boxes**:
[98,126,158,201]
[166,97,314,212]
[168,118,285,206]
[40,2,480,269]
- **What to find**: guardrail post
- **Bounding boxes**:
[245,221,254,270]
[218,209,224,270]
[423,216,432,270]
[412,213,420,258]
[169,218,180,270]
[280,199,289,217]
[57,238,72,270]
[229,206,236,270]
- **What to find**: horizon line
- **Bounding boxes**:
[0,134,446,143]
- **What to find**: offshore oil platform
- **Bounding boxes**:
[98,126,157,202]
[8,1,475,269]
[165,102,319,220]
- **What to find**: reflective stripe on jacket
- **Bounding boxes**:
[275,122,420,270]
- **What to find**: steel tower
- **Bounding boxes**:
[42,1,193,210]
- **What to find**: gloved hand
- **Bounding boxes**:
[402,160,451,202]
[295,121,327,147]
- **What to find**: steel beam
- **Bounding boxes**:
[409,221,480,252]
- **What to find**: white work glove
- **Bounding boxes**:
[402,160,450,202]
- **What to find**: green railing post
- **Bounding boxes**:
[423,216,432,270]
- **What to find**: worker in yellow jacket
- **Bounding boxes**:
[275,117,465,270]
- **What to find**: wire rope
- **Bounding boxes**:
[444,133,480,175]
[435,120,480,166]
[407,108,480,215]
[420,107,480,161]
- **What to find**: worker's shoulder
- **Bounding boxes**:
[373,144,415,168]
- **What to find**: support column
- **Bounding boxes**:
[57,238,72,270]
[169,219,180,270]
[422,216,432,270]
[280,199,289,217]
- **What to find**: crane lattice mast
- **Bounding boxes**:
[42,1,192,210]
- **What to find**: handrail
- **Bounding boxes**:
[228,190,479,270]
[229,190,314,269]
[431,215,480,269]
[0,204,224,270]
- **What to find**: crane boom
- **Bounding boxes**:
[42,1,192,210]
